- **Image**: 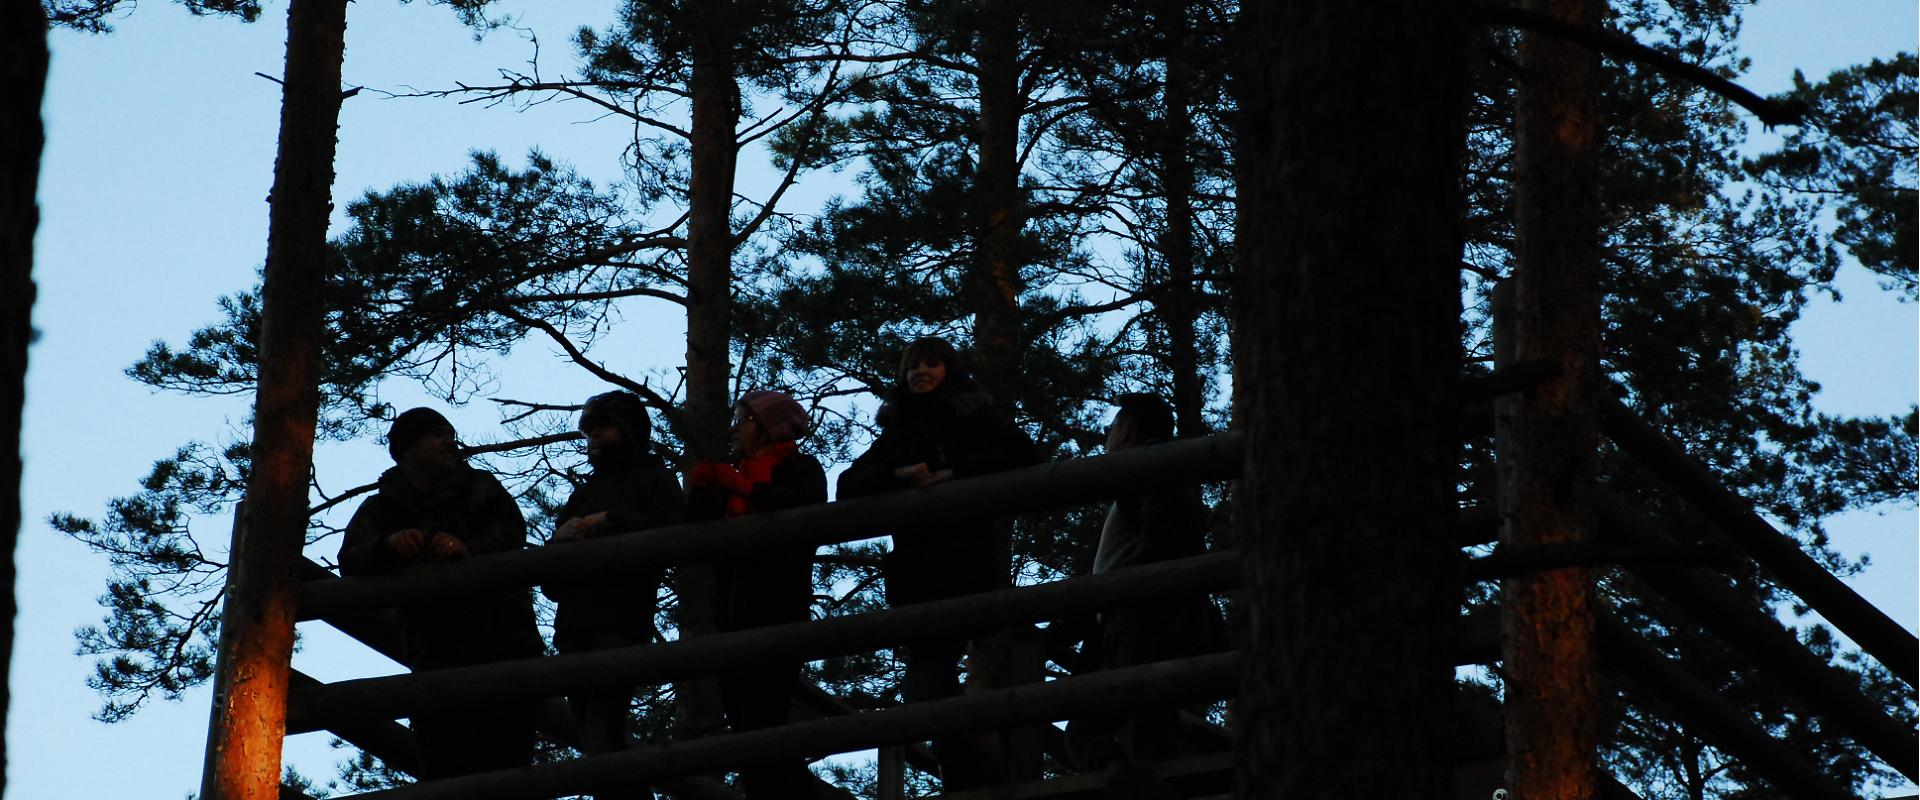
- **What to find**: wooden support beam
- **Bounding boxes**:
[1595,614,1857,800]
[791,681,940,776]
[1600,397,1919,686]
[337,653,1239,800]
[287,553,1239,733]
[934,752,1234,800]
[1596,488,1919,780]
[297,434,1244,621]
[289,669,420,775]
[294,559,743,800]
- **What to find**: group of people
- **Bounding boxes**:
[337,336,1218,798]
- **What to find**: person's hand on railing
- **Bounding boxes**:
[429,531,470,560]
[385,528,429,558]
[891,462,954,488]
[552,513,607,543]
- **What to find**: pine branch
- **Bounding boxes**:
[1471,5,1802,127]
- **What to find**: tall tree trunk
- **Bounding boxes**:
[1,5,50,798]
[960,3,1031,782]
[674,5,741,735]
[1156,0,1207,438]
[201,1,347,798]
[1234,1,1468,796]
[1501,0,1603,796]
[970,0,1025,409]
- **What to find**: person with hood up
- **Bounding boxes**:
[541,391,685,799]
[685,389,826,798]
[338,407,544,780]
[836,336,1038,789]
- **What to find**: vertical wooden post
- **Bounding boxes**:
[1,5,50,798]
[200,1,347,797]
[877,746,906,800]
[1502,0,1604,796]
[1003,625,1047,782]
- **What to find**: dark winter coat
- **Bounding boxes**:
[838,388,1038,605]
[1092,483,1208,577]
[543,448,686,653]
[1091,482,1224,660]
[339,463,544,669]
[688,451,828,632]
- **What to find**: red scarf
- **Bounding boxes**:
[722,441,799,518]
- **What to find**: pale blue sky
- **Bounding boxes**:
[13,1,1916,797]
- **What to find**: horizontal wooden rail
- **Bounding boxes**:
[296,434,1245,621]
[1601,397,1918,686]
[1597,614,1855,800]
[339,653,1240,800]
[289,669,419,774]
[1598,487,1919,780]
[292,551,1537,734]
[297,557,746,800]
[289,552,1239,733]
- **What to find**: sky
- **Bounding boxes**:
[13,1,1918,798]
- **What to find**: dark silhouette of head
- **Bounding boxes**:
[1109,393,1175,451]
[387,407,456,461]
[579,391,653,450]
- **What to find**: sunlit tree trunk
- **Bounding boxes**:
[1,5,50,797]
[1234,0,1468,795]
[1501,0,1604,796]
[201,0,346,797]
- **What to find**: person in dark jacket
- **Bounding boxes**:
[837,336,1038,788]
[685,389,826,799]
[338,407,544,780]
[1065,393,1220,778]
[541,391,684,799]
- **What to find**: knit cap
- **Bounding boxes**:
[738,390,810,443]
[386,407,455,460]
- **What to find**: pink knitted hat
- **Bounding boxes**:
[738,390,810,443]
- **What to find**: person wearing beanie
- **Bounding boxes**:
[836,336,1038,790]
[338,407,544,780]
[540,391,685,800]
[685,389,826,799]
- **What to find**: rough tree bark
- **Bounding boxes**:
[1501,0,1603,796]
[2,4,50,798]
[674,2,742,735]
[199,1,347,798]
[960,3,1034,781]
[1155,0,1207,438]
[969,0,1026,409]
[1234,1,1468,796]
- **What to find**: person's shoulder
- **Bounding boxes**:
[450,463,512,496]
[949,389,1005,420]
[356,467,407,505]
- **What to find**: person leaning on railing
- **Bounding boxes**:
[541,391,685,800]
[837,336,1039,790]
[337,407,545,781]
[1064,393,1225,784]
[685,389,828,799]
